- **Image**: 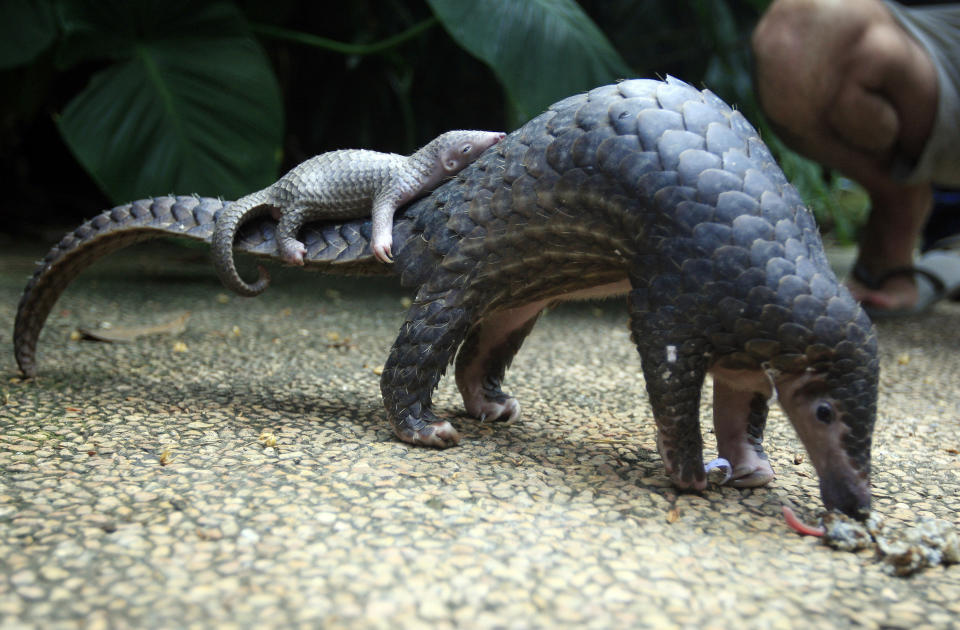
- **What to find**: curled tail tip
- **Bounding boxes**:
[213,247,270,296]
[229,265,271,297]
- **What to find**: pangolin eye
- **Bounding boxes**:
[461,144,473,154]
[815,402,834,424]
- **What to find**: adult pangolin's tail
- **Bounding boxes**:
[13,195,390,377]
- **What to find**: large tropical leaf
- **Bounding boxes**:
[55,0,282,202]
[0,0,57,69]
[426,0,632,122]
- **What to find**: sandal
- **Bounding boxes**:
[850,261,946,319]
[918,247,960,301]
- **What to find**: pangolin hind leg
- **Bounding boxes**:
[380,280,477,448]
[454,302,546,423]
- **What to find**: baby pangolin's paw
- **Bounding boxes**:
[371,238,393,264]
[279,239,307,266]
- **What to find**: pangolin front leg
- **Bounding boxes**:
[712,383,775,487]
[629,289,710,490]
[275,204,310,265]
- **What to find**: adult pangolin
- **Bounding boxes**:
[13,77,879,518]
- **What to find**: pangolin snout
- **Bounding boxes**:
[820,474,871,520]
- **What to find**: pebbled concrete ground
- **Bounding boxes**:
[1,238,958,630]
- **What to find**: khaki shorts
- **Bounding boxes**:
[883,1,960,185]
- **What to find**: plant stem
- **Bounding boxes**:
[251,17,438,55]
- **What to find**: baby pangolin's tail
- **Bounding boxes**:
[210,190,274,297]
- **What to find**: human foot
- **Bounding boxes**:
[847,263,920,311]
[848,261,947,317]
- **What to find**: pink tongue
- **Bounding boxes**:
[782,505,825,537]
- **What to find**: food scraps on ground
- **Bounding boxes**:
[781,504,960,576]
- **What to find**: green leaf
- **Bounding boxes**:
[0,0,57,69]
[56,0,282,202]
[426,0,632,122]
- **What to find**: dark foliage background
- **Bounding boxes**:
[0,0,866,240]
